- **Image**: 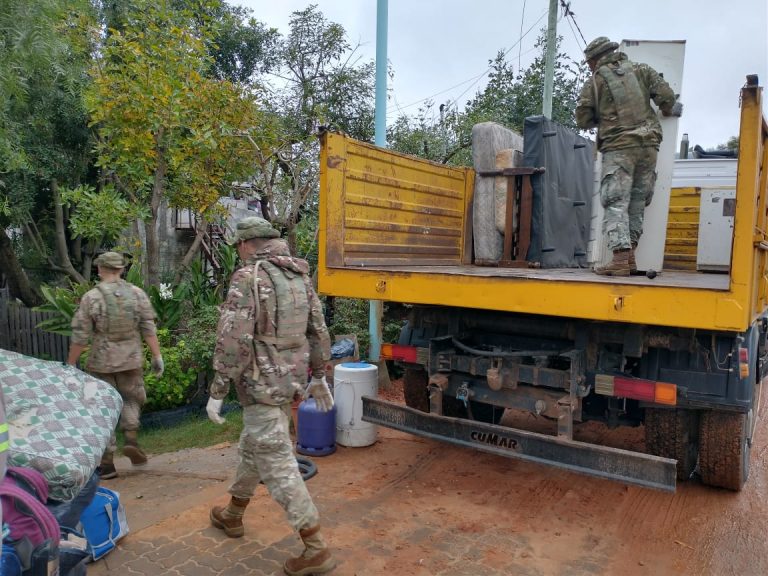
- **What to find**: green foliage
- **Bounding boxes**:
[146,283,185,330]
[388,33,587,165]
[143,329,197,412]
[124,263,144,289]
[86,0,262,284]
[35,283,92,336]
[178,304,220,375]
[124,409,243,455]
[60,184,139,244]
[294,212,319,272]
[327,298,404,360]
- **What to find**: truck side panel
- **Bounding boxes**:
[320,132,474,267]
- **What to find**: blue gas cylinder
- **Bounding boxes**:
[296,398,337,456]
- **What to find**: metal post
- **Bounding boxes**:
[369,0,388,362]
[542,0,558,118]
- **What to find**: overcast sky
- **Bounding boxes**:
[237,0,768,149]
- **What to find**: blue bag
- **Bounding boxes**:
[77,487,129,561]
[1,542,22,576]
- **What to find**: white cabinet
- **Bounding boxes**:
[697,187,736,272]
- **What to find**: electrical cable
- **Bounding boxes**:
[387,7,548,115]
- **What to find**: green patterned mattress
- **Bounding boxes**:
[0,349,123,501]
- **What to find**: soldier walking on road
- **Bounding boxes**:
[576,37,683,276]
[67,251,164,479]
[206,217,335,576]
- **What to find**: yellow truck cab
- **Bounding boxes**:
[317,76,767,492]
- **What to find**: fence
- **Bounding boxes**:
[0,288,70,362]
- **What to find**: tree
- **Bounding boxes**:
[87,0,261,285]
[388,33,587,167]
[0,0,96,304]
[235,5,376,253]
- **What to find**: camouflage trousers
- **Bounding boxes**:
[229,403,319,531]
[91,368,146,454]
[600,147,658,250]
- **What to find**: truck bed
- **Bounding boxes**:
[318,83,767,333]
[349,264,730,290]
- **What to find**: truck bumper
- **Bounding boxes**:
[362,397,677,492]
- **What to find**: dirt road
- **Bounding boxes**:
[89,384,768,576]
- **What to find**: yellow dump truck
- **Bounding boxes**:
[317,77,767,492]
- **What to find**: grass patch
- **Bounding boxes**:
[117,410,244,456]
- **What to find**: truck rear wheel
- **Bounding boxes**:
[644,408,699,481]
[698,410,750,491]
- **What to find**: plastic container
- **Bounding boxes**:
[296,398,337,456]
[334,362,378,447]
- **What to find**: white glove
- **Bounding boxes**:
[206,397,225,425]
[305,377,334,412]
[151,356,165,377]
[663,101,683,118]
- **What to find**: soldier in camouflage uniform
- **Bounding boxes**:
[206,217,335,576]
[576,37,683,276]
[67,252,164,479]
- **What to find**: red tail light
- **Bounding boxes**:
[380,343,418,363]
[595,374,677,405]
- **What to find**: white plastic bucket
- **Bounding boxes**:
[334,362,378,447]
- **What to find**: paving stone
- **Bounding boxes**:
[157,547,195,570]
[143,541,190,563]
[169,559,219,576]
[218,562,256,576]
[240,553,283,573]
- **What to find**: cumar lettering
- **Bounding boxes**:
[470,430,519,450]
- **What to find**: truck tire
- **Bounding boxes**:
[698,410,750,491]
[644,408,699,481]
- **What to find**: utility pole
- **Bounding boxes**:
[542,0,558,118]
[369,0,388,363]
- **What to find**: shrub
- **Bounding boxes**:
[327,297,405,359]
[143,329,197,412]
[179,304,220,376]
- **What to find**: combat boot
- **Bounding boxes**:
[283,525,336,576]
[98,451,118,480]
[629,242,638,274]
[594,249,631,277]
[210,496,250,538]
[122,430,148,466]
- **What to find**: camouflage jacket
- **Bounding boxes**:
[71,279,157,373]
[575,52,677,152]
[211,239,331,407]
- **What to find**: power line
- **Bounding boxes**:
[441,8,550,114]
[559,0,587,48]
[387,7,548,116]
[518,0,527,72]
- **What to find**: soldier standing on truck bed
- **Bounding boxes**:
[67,251,164,479]
[576,36,683,276]
[206,216,336,576]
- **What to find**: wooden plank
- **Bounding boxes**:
[517,175,533,263]
[0,289,8,350]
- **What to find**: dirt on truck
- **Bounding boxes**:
[316,73,768,494]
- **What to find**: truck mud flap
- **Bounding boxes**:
[362,397,677,492]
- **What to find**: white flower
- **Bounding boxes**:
[159,283,173,300]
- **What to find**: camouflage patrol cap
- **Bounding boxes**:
[584,36,619,61]
[94,251,126,269]
[228,216,280,244]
